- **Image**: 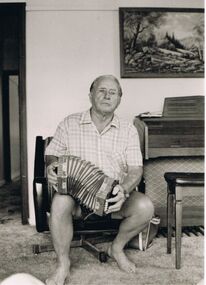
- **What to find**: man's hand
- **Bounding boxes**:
[105,185,126,214]
[47,161,58,191]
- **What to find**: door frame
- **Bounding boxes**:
[2,72,18,184]
[18,3,28,224]
[1,3,28,224]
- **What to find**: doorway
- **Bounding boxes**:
[0,3,28,224]
[2,73,20,183]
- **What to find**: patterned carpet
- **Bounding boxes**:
[0,180,21,223]
[0,182,204,285]
[0,218,204,285]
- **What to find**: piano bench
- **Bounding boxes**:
[164,172,204,269]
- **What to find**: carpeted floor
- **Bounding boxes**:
[0,180,21,222]
[0,182,204,285]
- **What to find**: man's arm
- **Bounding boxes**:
[120,165,143,195]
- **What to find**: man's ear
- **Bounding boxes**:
[89,92,92,103]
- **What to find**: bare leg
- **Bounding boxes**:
[46,193,76,285]
[108,192,154,273]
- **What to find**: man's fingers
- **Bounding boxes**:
[47,168,57,176]
[106,195,119,203]
[52,184,58,191]
[47,161,58,172]
[52,161,59,167]
[47,162,58,188]
[106,200,122,213]
[47,171,57,183]
[107,190,125,204]
[47,162,58,179]
[49,177,57,184]
[48,171,57,179]
[112,186,120,196]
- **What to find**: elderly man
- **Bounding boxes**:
[45,75,154,285]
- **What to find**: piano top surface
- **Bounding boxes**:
[138,116,204,122]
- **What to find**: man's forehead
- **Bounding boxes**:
[96,78,118,89]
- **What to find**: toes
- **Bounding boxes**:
[130,264,137,273]
[124,261,136,273]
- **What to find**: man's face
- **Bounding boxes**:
[89,78,121,116]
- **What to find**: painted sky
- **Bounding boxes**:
[154,12,204,41]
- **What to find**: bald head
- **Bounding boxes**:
[89,75,122,97]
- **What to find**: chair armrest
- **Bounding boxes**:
[34,177,47,184]
[33,179,49,232]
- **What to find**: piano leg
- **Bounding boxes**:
[167,191,174,254]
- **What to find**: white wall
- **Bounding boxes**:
[26,0,204,224]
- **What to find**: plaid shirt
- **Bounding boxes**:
[45,109,142,183]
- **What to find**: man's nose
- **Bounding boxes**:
[104,90,111,99]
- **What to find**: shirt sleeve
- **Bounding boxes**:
[45,120,67,157]
[126,124,143,167]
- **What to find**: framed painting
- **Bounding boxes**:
[119,8,204,78]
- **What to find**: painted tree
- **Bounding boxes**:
[192,14,204,61]
[123,11,166,51]
[165,32,185,49]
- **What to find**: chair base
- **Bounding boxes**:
[32,231,117,262]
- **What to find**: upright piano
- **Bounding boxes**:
[134,96,204,226]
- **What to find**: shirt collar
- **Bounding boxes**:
[80,109,119,128]
[80,109,92,124]
[110,114,119,128]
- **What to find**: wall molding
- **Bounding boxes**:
[25,0,204,12]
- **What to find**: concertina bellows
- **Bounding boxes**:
[57,155,118,216]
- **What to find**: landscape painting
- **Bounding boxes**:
[119,8,204,78]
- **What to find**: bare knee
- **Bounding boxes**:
[137,193,154,222]
[124,192,154,222]
[51,192,76,218]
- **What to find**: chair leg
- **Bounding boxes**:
[167,193,173,254]
[175,199,182,269]
[32,239,83,254]
[82,240,108,263]
[33,243,54,254]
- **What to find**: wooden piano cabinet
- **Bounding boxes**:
[133,96,204,227]
[134,117,204,160]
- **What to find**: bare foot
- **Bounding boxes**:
[107,245,136,273]
[46,259,70,285]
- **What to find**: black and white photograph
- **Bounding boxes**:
[119,8,204,78]
[0,1,204,285]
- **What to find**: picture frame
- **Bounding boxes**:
[119,7,204,78]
